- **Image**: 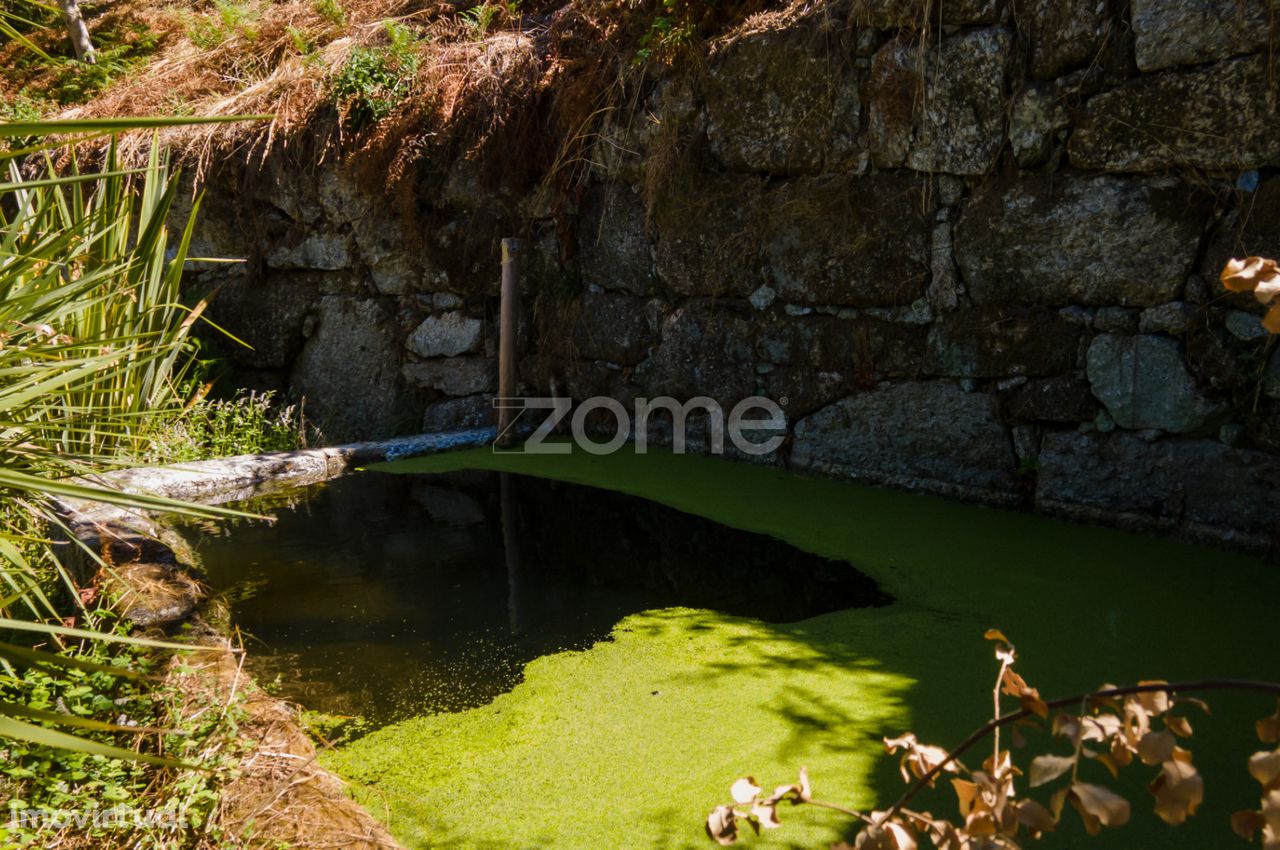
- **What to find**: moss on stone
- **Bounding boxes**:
[323,448,1278,849]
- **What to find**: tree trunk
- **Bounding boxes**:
[58,0,97,65]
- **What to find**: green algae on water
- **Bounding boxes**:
[323,448,1279,849]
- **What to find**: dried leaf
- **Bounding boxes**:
[767,784,794,804]
[920,818,963,850]
[1137,730,1176,766]
[1029,754,1076,788]
[730,777,761,804]
[707,805,737,845]
[1133,686,1171,717]
[885,734,955,783]
[751,802,781,829]
[1257,272,1280,303]
[1264,303,1280,334]
[1090,750,1121,780]
[1234,810,1267,840]
[1001,669,1048,719]
[1259,701,1280,744]
[1173,696,1211,715]
[1085,713,1122,743]
[1110,734,1134,767]
[1069,783,1131,835]
[855,821,918,850]
[1016,799,1057,837]
[1149,759,1203,825]
[1166,715,1194,739]
[1000,669,1030,697]
[1021,695,1049,720]
[984,629,1010,644]
[952,778,979,817]
[1088,687,1122,713]
[1222,257,1280,292]
[798,766,812,802]
[1052,713,1079,740]
[883,821,918,850]
[1262,789,1280,838]
[1049,787,1069,820]
[1249,749,1280,786]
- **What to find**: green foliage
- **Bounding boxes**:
[460,3,501,38]
[44,19,161,105]
[328,20,422,129]
[0,119,262,764]
[136,390,304,465]
[5,11,163,107]
[313,0,347,29]
[0,93,43,151]
[286,25,315,57]
[0,624,240,848]
[632,0,751,64]
[185,0,261,50]
[1,144,205,463]
[635,14,696,63]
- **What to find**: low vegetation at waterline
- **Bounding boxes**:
[708,631,1280,849]
[0,114,303,848]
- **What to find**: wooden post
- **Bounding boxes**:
[497,238,520,446]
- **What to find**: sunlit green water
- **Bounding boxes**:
[310,448,1278,850]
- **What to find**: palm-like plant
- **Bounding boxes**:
[0,116,263,761]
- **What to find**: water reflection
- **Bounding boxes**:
[191,470,888,725]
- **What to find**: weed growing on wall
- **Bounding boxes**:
[329,19,422,129]
[460,4,502,38]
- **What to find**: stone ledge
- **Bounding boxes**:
[56,429,496,528]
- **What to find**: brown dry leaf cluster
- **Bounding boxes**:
[705,632,1252,850]
[1234,700,1280,850]
[707,768,813,845]
[1221,257,1280,334]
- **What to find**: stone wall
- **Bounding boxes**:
[180,0,1280,553]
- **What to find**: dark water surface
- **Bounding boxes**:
[191,470,887,724]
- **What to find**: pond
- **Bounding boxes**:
[192,470,887,723]
[194,448,1280,850]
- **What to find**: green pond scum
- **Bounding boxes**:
[319,448,1279,849]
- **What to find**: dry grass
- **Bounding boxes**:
[4,0,639,191]
[189,645,404,850]
[3,0,801,200]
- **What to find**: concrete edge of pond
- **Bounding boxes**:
[44,429,495,850]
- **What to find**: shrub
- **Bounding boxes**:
[136,389,305,465]
[328,20,422,129]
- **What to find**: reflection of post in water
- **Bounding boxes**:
[500,472,524,634]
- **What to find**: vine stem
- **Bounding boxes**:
[992,655,1011,771]
[882,678,1280,822]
